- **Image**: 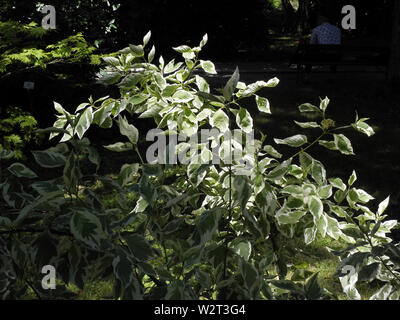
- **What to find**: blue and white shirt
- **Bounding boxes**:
[310,22,341,45]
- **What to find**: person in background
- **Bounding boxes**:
[306,15,342,75]
[310,15,342,45]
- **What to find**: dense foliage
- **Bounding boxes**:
[0,20,102,75]
[0,33,399,300]
[0,106,42,160]
[0,1,120,45]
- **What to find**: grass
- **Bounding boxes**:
[64,236,381,300]
[68,281,114,300]
[288,236,378,300]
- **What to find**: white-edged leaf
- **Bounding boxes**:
[75,106,93,139]
[294,121,320,129]
[210,109,229,133]
[236,107,253,133]
[334,134,354,155]
[274,135,308,148]
[255,95,271,113]
[329,177,347,191]
[103,142,134,152]
[377,196,390,216]
[70,208,105,250]
[118,115,139,144]
[200,60,217,74]
[32,151,66,168]
[7,163,37,179]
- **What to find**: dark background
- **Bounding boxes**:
[1,0,400,227]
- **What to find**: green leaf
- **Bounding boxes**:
[236,107,253,133]
[123,234,154,262]
[31,181,62,195]
[165,280,185,299]
[14,190,64,226]
[335,252,371,277]
[377,196,390,216]
[341,225,364,239]
[311,160,326,185]
[276,209,306,224]
[263,145,282,158]
[294,121,320,129]
[113,247,134,289]
[118,74,143,90]
[314,213,328,237]
[199,34,208,48]
[97,71,122,85]
[139,175,157,204]
[32,150,66,168]
[329,178,347,191]
[143,30,151,46]
[358,263,380,282]
[63,153,80,192]
[319,97,330,112]
[75,106,93,139]
[0,149,14,160]
[305,273,324,300]
[54,101,71,116]
[129,44,144,57]
[274,135,308,148]
[239,78,279,97]
[196,92,224,105]
[334,134,354,155]
[298,103,321,113]
[223,66,239,101]
[270,280,302,292]
[317,185,332,199]
[70,208,105,250]
[164,59,183,74]
[233,241,252,261]
[118,163,139,187]
[172,90,194,103]
[7,163,37,179]
[128,93,149,105]
[195,75,210,93]
[11,239,27,267]
[118,115,139,145]
[369,284,393,300]
[318,140,338,151]
[255,95,271,114]
[162,218,185,235]
[103,142,133,152]
[102,57,120,67]
[199,60,217,74]
[326,215,341,240]
[352,119,374,137]
[348,170,357,186]
[308,196,323,219]
[304,226,317,244]
[354,188,374,203]
[210,109,229,133]
[234,175,251,209]
[142,164,162,176]
[266,159,291,180]
[239,258,260,297]
[173,45,192,53]
[191,208,221,246]
[299,152,313,171]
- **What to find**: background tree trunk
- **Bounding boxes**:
[388,0,400,83]
[296,0,311,34]
[281,0,296,33]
